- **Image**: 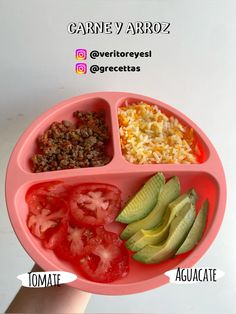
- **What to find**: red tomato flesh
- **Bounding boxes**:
[53,224,95,262]
[26,181,71,214]
[79,227,129,283]
[27,195,68,240]
[26,182,69,240]
[69,183,121,227]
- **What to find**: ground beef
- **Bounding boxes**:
[31,110,111,172]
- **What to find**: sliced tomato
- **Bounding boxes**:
[27,195,68,240]
[53,224,96,262]
[69,183,121,227]
[78,228,129,283]
[26,181,129,283]
[43,221,68,250]
[26,181,71,214]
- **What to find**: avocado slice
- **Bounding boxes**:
[120,176,181,240]
[133,203,196,264]
[126,189,197,251]
[176,200,208,255]
[116,172,165,224]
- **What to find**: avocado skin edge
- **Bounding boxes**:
[175,199,209,255]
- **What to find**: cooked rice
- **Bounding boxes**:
[118,102,198,164]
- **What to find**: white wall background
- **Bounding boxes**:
[0,0,236,313]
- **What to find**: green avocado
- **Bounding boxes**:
[126,189,197,251]
[116,172,165,224]
[176,200,208,255]
[133,203,196,264]
[120,176,181,240]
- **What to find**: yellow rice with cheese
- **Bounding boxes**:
[118,102,198,164]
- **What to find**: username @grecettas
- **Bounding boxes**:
[165,268,224,284]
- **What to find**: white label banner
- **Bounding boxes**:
[17,271,77,288]
[165,268,224,284]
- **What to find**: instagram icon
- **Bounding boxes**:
[75,63,87,74]
[75,49,87,60]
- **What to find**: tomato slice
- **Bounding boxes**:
[27,195,68,240]
[79,228,129,283]
[69,183,121,227]
[43,221,68,250]
[26,181,71,214]
[53,224,96,262]
[26,181,129,283]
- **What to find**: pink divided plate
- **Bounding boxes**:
[5,92,226,295]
